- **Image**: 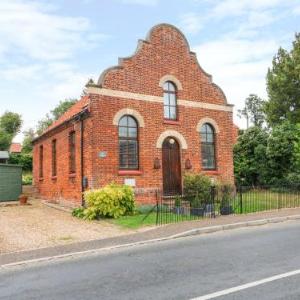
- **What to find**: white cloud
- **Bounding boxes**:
[180,13,204,34]
[0,64,43,81]
[0,61,95,142]
[210,0,287,18]
[181,0,299,128]
[0,0,107,61]
[293,5,300,15]
[193,38,279,127]
[180,0,298,37]
[121,0,158,6]
[0,0,108,141]
[194,38,277,65]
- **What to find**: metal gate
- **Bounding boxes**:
[0,164,22,201]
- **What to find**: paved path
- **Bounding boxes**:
[1,220,300,299]
[1,207,300,266]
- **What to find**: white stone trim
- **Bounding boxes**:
[156,130,188,149]
[86,87,233,112]
[159,75,183,90]
[196,117,220,133]
[113,108,145,127]
[178,99,232,112]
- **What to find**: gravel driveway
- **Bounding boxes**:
[0,199,137,254]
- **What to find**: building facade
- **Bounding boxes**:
[33,24,235,206]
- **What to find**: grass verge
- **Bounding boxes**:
[113,213,157,229]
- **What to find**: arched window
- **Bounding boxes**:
[200,123,216,170]
[163,81,177,120]
[118,115,139,169]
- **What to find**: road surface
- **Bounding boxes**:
[1,221,300,299]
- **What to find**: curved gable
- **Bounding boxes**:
[97,23,228,106]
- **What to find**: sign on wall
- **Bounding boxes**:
[98,151,107,158]
[124,178,136,187]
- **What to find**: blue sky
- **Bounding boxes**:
[0,0,299,142]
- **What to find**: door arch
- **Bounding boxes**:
[162,137,182,195]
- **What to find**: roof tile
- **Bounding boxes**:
[42,95,90,136]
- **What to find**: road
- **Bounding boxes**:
[1,221,300,299]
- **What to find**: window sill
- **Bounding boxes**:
[118,170,143,176]
[69,173,76,178]
[163,119,180,125]
[202,170,220,175]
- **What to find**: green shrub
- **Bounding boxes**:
[8,153,32,171]
[72,207,85,218]
[219,184,234,209]
[183,173,212,207]
[174,196,181,207]
[80,183,135,220]
[22,173,32,185]
[278,172,300,188]
[137,205,156,214]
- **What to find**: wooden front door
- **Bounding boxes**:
[162,137,182,195]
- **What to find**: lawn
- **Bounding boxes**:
[114,207,216,228]
[231,189,300,214]
[113,212,157,229]
[114,189,300,228]
[113,211,210,228]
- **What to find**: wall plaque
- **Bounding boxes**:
[98,151,107,158]
[124,178,136,187]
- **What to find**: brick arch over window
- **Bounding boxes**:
[196,117,220,133]
[156,130,188,149]
[159,75,183,90]
[113,108,145,127]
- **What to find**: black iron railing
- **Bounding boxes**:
[155,185,300,225]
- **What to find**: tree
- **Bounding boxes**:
[0,111,22,136]
[51,99,77,120]
[8,153,32,171]
[0,111,22,150]
[294,124,300,170]
[234,126,269,186]
[266,121,300,183]
[265,33,300,126]
[36,114,53,136]
[36,99,77,135]
[238,94,265,128]
[0,130,12,151]
[22,128,36,154]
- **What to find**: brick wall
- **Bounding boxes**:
[33,121,84,206]
[33,23,235,206]
[87,95,234,204]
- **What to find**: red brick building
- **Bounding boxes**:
[9,143,22,154]
[33,24,235,206]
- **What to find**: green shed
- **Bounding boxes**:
[0,164,22,202]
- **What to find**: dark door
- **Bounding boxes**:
[162,137,182,195]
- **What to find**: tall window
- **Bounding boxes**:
[69,131,76,174]
[200,123,216,170]
[163,81,177,120]
[118,115,138,169]
[52,139,57,177]
[39,145,43,178]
